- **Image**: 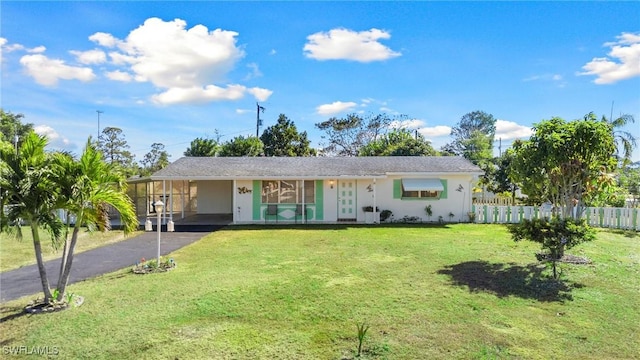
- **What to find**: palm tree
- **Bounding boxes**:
[0,132,62,301]
[585,112,637,167]
[607,113,636,167]
[52,140,138,301]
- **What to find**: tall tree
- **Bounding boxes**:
[443,110,496,161]
[52,140,137,301]
[219,136,264,157]
[315,113,401,156]
[590,112,636,167]
[261,114,316,156]
[0,132,62,301]
[359,128,437,156]
[507,116,614,279]
[488,150,518,201]
[0,109,33,146]
[184,137,219,157]
[140,143,170,176]
[97,127,137,176]
[510,116,616,218]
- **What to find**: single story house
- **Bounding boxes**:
[128,156,483,225]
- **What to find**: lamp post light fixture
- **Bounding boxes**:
[155,200,164,267]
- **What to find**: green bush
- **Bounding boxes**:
[508,217,595,279]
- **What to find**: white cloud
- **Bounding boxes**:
[245,62,263,80]
[579,32,640,84]
[27,46,46,53]
[236,108,252,114]
[105,17,245,89]
[70,49,107,64]
[33,125,75,150]
[495,120,532,140]
[19,54,96,86]
[88,17,273,105]
[106,70,133,82]
[390,119,426,129]
[151,84,247,105]
[247,87,273,102]
[316,101,358,116]
[89,32,119,48]
[419,125,452,138]
[303,28,401,62]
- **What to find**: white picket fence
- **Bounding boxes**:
[471,205,640,231]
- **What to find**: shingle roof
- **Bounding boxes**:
[151,156,482,180]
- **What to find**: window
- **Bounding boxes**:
[262,180,315,204]
[394,178,447,199]
[402,190,440,198]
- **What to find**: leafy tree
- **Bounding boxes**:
[508,116,616,279]
[140,143,170,176]
[617,165,640,207]
[509,217,595,279]
[96,127,137,176]
[219,136,264,157]
[315,113,402,156]
[443,110,496,160]
[184,137,219,157]
[52,140,137,301]
[359,128,437,156]
[599,112,636,167]
[0,132,62,301]
[487,150,518,202]
[260,114,316,156]
[0,109,33,146]
[510,116,616,217]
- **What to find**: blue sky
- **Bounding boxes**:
[1,1,639,162]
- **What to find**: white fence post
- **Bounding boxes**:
[471,205,639,231]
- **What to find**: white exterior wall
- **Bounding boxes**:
[196,180,233,214]
[323,179,339,222]
[373,175,475,223]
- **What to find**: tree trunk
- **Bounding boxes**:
[57,213,71,294]
[31,220,53,301]
[56,225,81,301]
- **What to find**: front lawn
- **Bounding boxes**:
[0,224,638,359]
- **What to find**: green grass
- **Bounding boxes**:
[1,224,638,359]
[0,227,142,272]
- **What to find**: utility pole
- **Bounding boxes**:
[96,110,104,143]
[256,103,265,137]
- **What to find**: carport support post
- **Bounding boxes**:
[168,181,174,232]
[233,179,237,224]
[155,201,164,267]
[373,178,377,223]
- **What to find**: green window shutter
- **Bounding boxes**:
[439,179,448,199]
[252,180,261,220]
[393,179,402,199]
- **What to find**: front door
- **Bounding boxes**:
[338,180,357,221]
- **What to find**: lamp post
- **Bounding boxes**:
[155,201,164,267]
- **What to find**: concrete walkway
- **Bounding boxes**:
[0,231,215,302]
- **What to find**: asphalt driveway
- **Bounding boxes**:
[0,231,213,302]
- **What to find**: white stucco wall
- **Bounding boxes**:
[196,180,233,214]
[378,175,474,222]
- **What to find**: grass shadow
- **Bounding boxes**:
[437,261,584,302]
[0,305,29,324]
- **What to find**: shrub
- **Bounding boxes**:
[508,217,595,279]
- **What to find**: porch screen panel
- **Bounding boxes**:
[262,180,279,203]
[280,180,296,203]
